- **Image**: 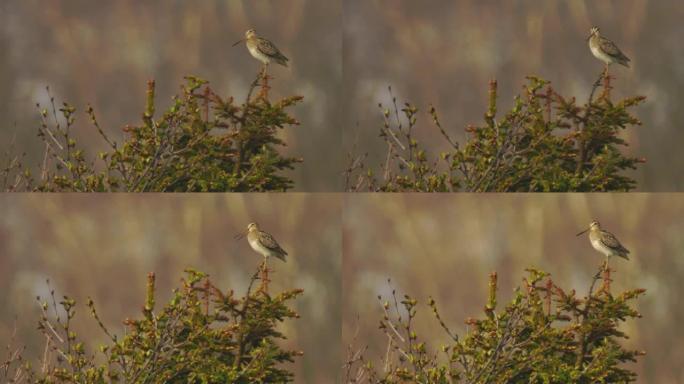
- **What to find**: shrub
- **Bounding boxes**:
[2,267,303,383]
[2,72,303,192]
[346,73,646,192]
[345,265,645,383]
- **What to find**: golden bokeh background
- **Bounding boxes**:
[0,194,341,383]
[344,0,684,191]
[343,194,684,383]
[0,1,342,191]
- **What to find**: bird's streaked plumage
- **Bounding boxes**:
[242,29,289,67]
[246,222,287,262]
[577,220,630,260]
[588,27,631,67]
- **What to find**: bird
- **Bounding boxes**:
[576,220,630,262]
[241,222,288,262]
[232,29,289,67]
[587,26,631,69]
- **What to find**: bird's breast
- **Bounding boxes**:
[589,41,613,64]
[248,236,260,249]
[590,236,612,256]
[247,43,270,64]
[590,237,602,250]
[248,236,271,257]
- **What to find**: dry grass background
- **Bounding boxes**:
[344,0,684,191]
[0,0,342,191]
[0,194,341,383]
[343,194,684,383]
[2,1,684,382]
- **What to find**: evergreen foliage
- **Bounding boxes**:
[2,72,303,192]
[345,266,645,383]
[2,268,303,383]
[346,73,646,192]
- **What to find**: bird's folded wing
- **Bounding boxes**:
[259,231,286,253]
[600,231,627,252]
[599,38,627,59]
[257,38,285,58]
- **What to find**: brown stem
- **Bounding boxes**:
[545,278,553,316]
[260,260,271,293]
[203,86,210,122]
[601,261,612,293]
[576,70,606,175]
[232,70,263,177]
[575,264,604,370]
[233,268,261,370]
[144,272,155,320]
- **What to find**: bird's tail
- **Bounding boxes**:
[618,55,631,68]
[618,248,630,260]
[275,54,289,67]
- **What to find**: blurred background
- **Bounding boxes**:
[344,1,684,191]
[0,0,342,191]
[343,194,684,383]
[0,194,341,383]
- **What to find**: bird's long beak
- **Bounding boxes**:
[231,39,245,47]
[585,31,594,42]
[576,228,589,236]
[234,231,246,240]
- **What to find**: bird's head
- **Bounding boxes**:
[234,222,259,240]
[232,29,256,47]
[576,220,601,236]
[587,26,600,41]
